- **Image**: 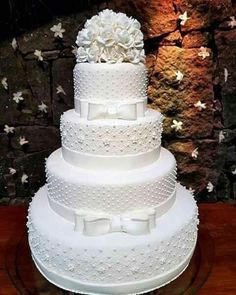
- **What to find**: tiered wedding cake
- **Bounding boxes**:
[27,10,199,295]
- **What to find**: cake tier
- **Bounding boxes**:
[60,109,163,170]
[46,147,176,220]
[73,63,148,116]
[27,184,198,295]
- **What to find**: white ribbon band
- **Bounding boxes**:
[75,99,146,120]
[48,189,176,236]
[62,146,160,171]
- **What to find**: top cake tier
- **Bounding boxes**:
[73,63,148,118]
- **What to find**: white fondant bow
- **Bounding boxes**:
[77,99,146,121]
[74,209,156,236]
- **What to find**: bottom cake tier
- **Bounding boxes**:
[27,183,198,295]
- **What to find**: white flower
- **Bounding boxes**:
[198,47,210,59]
[34,50,43,61]
[206,182,214,192]
[232,168,236,175]
[38,101,48,113]
[189,187,195,194]
[175,70,184,82]
[9,168,16,175]
[191,148,199,159]
[50,22,65,38]
[229,16,236,28]
[13,91,24,103]
[224,68,229,82]
[179,11,190,26]
[1,77,8,90]
[4,125,15,134]
[218,130,225,143]
[171,119,183,131]
[21,173,28,184]
[19,136,29,146]
[11,38,18,50]
[56,85,66,95]
[194,100,206,111]
[75,9,145,64]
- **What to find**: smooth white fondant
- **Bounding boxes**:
[27,183,198,293]
[60,109,163,160]
[73,63,147,104]
[46,148,177,215]
[48,190,176,232]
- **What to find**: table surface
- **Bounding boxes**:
[0,202,235,295]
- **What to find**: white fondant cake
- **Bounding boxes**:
[27,9,198,295]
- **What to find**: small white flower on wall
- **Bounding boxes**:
[19,136,29,146]
[171,119,183,131]
[198,47,210,60]
[179,11,190,26]
[11,37,18,50]
[191,148,199,159]
[4,125,15,134]
[34,50,43,61]
[175,70,184,82]
[13,91,24,103]
[224,68,229,82]
[21,173,28,184]
[218,130,225,143]
[9,168,16,175]
[189,187,195,194]
[232,168,236,175]
[38,101,48,113]
[50,23,65,38]
[194,100,206,111]
[229,16,236,28]
[206,181,214,192]
[1,77,8,90]
[56,85,66,95]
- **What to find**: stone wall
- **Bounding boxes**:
[0,0,236,204]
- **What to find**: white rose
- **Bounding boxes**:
[97,28,115,47]
[116,12,130,30]
[99,9,115,26]
[76,47,88,62]
[126,48,143,64]
[86,43,100,63]
[132,29,144,49]
[76,29,95,47]
[115,29,134,49]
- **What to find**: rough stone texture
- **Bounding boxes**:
[0,1,236,203]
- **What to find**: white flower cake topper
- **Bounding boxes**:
[76,9,145,64]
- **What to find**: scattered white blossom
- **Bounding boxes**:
[189,187,195,194]
[34,50,43,61]
[56,85,66,95]
[76,9,145,64]
[229,16,236,28]
[50,22,65,38]
[38,101,48,113]
[13,91,24,103]
[175,70,184,82]
[191,148,199,159]
[171,119,183,131]
[198,47,210,59]
[21,173,28,184]
[9,168,16,175]
[4,125,15,134]
[194,100,206,111]
[19,136,29,146]
[179,11,190,26]
[218,130,225,143]
[11,38,18,50]
[232,168,236,175]
[224,68,229,82]
[206,182,214,192]
[1,77,8,90]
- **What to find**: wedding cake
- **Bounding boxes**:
[27,10,199,295]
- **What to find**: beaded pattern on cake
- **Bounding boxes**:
[73,64,148,102]
[60,113,163,155]
[27,207,198,284]
[46,167,177,214]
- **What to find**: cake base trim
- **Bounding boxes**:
[62,145,161,171]
[32,242,196,295]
